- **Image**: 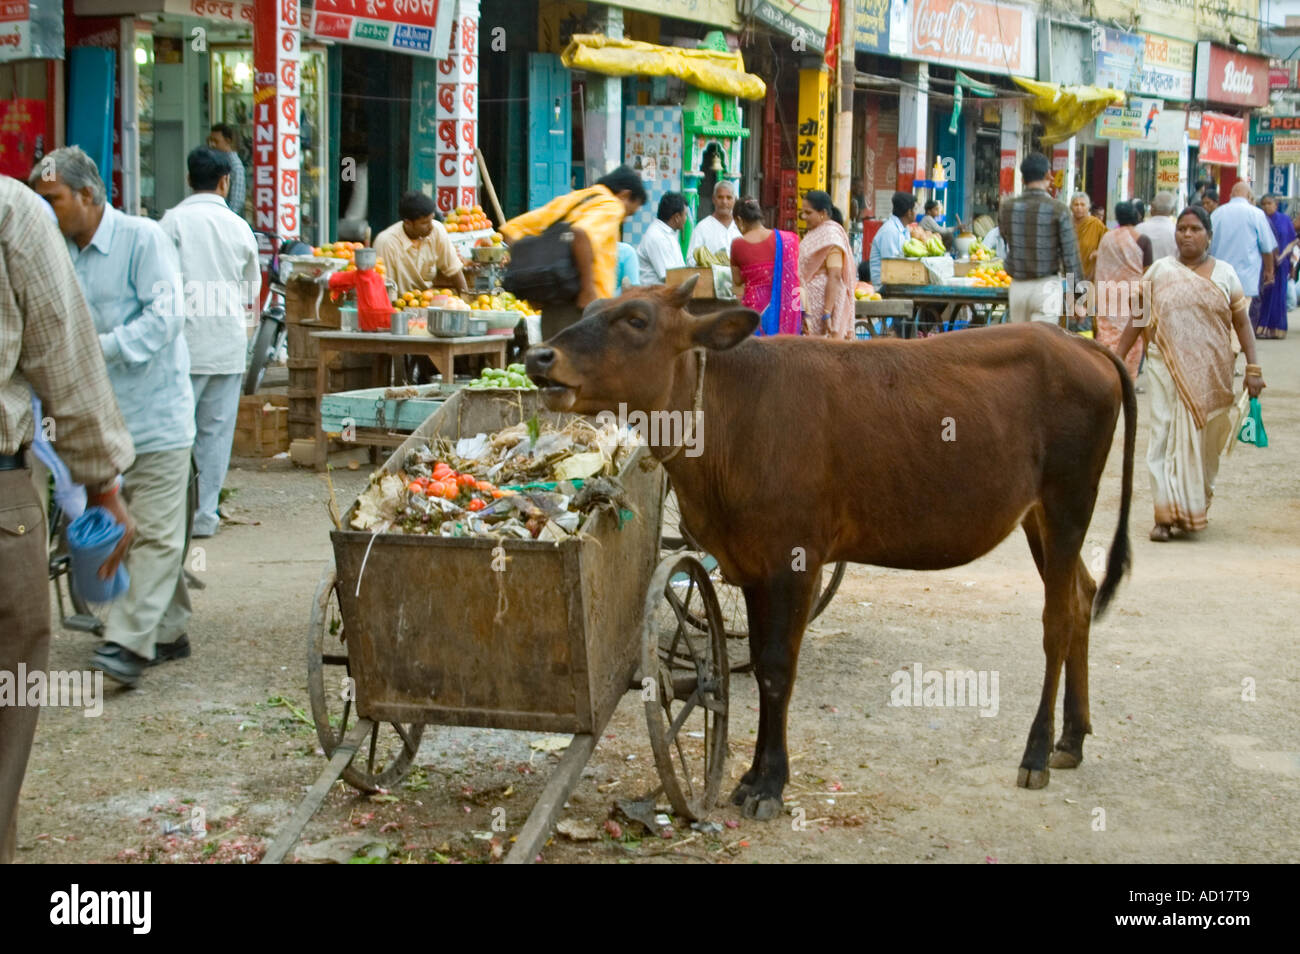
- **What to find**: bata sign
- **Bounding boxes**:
[1194,42,1269,108]
[908,0,1034,78]
[1198,112,1244,166]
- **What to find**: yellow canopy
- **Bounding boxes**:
[560,34,766,101]
[1013,78,1126,146]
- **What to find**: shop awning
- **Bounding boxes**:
[1013,79,1126,147]
[560,34,766,101]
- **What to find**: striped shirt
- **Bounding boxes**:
[0,176,134,482]
[225,151,246,216]
[999,188,1084,287]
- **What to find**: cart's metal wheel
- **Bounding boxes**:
[660,481,748,641]
[642,554,729,821]
[307,566,424,793]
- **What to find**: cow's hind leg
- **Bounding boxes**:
[1049,557,1096,769]
[730,571,818,820]
[1018,507,1092,789]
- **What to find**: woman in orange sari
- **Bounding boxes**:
[1093,200,1152,380]
[1115,206,1267,541]
[797,191,855,339]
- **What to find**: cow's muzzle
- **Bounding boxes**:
[524,347,578,411]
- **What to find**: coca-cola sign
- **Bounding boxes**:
[1199,112,1244,166]
[1194,42,1268,107]
[908,0,1035,78]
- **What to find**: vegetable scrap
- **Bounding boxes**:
[349,415,640,539]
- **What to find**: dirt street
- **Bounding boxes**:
[19,336,1299,864]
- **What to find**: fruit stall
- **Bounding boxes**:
[878,229,1010,336]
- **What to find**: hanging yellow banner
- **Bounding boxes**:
[796,67,829,227]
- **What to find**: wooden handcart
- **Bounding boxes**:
[263,390,734,864]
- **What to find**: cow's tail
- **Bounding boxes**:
[1092,342,1137,620]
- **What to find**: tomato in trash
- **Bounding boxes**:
[475,480,493,493]
[457,473,477,489]
[467,499,486,512]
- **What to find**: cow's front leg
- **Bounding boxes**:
[732,571,818,820]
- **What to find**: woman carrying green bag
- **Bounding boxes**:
[1115,206,1267,541]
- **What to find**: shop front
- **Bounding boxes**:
[0,1,63,181]
[1191,42,1269,195]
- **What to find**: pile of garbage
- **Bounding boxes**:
[350,416,641,540]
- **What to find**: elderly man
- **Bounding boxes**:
[1136,191,1178,261]
[160,146,260,539]
[1000,154,1085,325]
[638,191,687,285]
[1210,181,1277,313]
[0,175,135,862]
[1070,192,1107,281]
[373,191,468,293]
[31,147,196,687]
[686,180,740,263]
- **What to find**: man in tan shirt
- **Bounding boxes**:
[372,191,468,292]
[0,175,135,862]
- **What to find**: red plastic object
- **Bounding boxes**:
[329,269,393,331]
[861,219,883,264]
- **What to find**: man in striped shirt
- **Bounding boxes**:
[999,153,1085,326]
[208,124,246,218]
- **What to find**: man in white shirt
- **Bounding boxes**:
[1135,191,1178,261]
[868,191,917,286]
[638,192,687,284]
[1209,181,1276,301]
[686,180,740,263]
[159,146,260,539]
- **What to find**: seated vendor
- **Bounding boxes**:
[373,191,468,292]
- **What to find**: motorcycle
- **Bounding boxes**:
[244,234,312,396]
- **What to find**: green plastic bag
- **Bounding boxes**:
[1237,397,1268,448]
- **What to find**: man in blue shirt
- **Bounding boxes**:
[31,146,196,687]
[868,191,917,287]
[1209,181,1276,305]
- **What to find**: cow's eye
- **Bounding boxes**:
[627,315,647,330]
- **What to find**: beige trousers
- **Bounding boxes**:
[1008,277,1065,325]
[103,447,192,658]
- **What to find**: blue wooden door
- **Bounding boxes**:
[68,48,116,193]
[408,56,440,198]
[528,53,571,209]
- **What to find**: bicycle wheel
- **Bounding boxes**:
[243,318,280,395]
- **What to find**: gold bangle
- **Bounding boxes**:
[1245,364,1263,376]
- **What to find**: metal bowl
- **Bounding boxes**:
[477,309,520,330]
[427,308,470,338]
[470,244,508,263]
[467,317,489,336]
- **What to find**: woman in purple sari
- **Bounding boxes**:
[1256,195,1296,339]
[729,198,802,335]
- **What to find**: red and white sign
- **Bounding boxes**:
[1198,112,1244,166]
[309,0,453,59]
[998,148,1016,196]
[908,0,1035,78]
[188,1,255,25]
[1194,42,1269,108]
[253,0,301,240]
[434,1,479,216]
[1269,59,1295,90]
[0,0,29,61]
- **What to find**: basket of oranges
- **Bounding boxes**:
[444,205,493,234]
[970,264,1011,288]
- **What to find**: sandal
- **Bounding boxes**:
[1149,524,1172,542]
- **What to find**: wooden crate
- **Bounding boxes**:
[881,258,929,285]
[320,385,452,434]
[284,277,341,327]
[664,266,717,298]
[234,394,289,457]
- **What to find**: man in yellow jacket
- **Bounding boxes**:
[502,165,646,339]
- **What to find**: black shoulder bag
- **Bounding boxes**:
[502,193,598,305]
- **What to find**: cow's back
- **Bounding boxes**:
[678,323,1123,580]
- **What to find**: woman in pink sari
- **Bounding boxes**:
[1093,200,1153,380]
[797,191,855,339]
[729,198,801,335]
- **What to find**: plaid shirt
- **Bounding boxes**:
[0,176,133,484]
[225,152,246,216]
[999,187,1084,288]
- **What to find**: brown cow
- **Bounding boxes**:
[526,278,1136,820]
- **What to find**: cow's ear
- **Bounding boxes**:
[582,297,614,319]
[665,273,699,307]
[690,307,759,351]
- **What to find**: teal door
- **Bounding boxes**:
[409,57,440,198]
[528,53,571,209]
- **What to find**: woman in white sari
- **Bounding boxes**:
[1114,206,1267,541]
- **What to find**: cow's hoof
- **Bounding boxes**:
[741,793,784,821]
[1049,748,1082,769]
[1017,766,1050,789]
[729,781,755,806]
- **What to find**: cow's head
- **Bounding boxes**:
[525,276,759,415]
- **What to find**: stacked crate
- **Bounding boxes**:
[284,277,378,440]
[234,395,290,457]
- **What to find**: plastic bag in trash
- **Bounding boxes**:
[455,432,490,460]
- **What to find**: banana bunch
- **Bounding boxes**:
[693,246,731,268]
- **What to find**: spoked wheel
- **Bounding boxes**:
[660,480,748,642]
[307,566,423,792]
[642,554,729,821]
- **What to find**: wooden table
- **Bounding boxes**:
[880,284,1010,337]
[311,331,508,470]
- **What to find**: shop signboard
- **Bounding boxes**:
[187,1,255,25]
[854,0,892,56]
[1198,111,1244,166]
[434,6,479,216]
[0,0,56,62]
[1273,136,1300,166]
[310,0,454,59]
[0,0,29,60]
[744,0,833,54]
[1251,115,1300,146]
[1096,98,1163,142]
[253,0,301,240]
[796,66,829,222]
[907,0,1034,77]
[1156,151,1180,189]
[1269,164,1290,199]
[1094,27,1145,92]
[1194,42,1269,108]
[1135,33,1194,100]
[1269,59,1294,90]
[0,98,46,179]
